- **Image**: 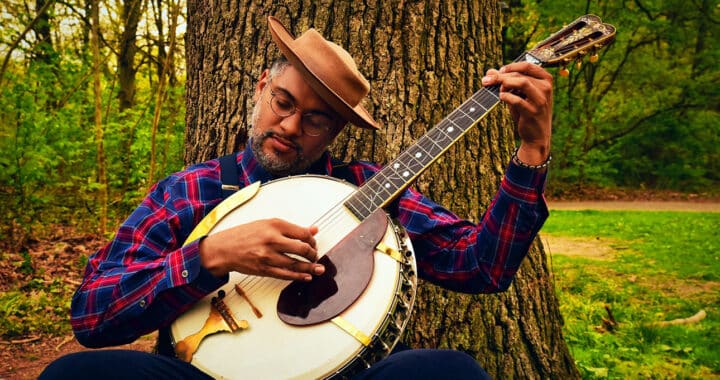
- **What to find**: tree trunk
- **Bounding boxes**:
[185,1,579,378]
[117,0,144,194]
[90,0,107,235]
[118,0,143,112]
[32,0,54,64]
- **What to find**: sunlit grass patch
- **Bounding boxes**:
[544,210,720,379]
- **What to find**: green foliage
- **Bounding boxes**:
[544,210,720,280]
[544,210,720,378]
[0,287,74,338]
[503,0,720,193]
[0,39,186,240]
[18,250,34,275]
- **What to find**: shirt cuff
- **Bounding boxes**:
[166,237,228,293]
[502,160,548,204]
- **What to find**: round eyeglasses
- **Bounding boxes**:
[268,88,335,137]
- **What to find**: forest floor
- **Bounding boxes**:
[1,190,718,379]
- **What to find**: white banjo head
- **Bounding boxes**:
[171,175,416,379]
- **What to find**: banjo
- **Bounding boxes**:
[170,15,615,379]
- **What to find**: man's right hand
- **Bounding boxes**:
[198,218,325,281]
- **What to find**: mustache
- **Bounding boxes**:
[260,130,302,152]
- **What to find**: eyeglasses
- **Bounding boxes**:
[267,87,335,137]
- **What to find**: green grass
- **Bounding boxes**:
[543,210,720,379]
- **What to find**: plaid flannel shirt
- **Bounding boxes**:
[71,144,548,348]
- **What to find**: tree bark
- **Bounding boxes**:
[185,1,579,378]
[118,0,143,112]
[117,0,144,196]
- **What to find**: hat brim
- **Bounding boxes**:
[267,16,379,130]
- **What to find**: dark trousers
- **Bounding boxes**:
[39,346,491,379]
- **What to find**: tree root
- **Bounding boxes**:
[55,335,75,351]
[653,310,706,327]
[0,335,41,345]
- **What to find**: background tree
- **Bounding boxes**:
[184,1,578,378]
[117,0,143,111]
[116,0,145,193]
[90,0,108,234]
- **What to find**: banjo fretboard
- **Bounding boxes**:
[343,84,501,220]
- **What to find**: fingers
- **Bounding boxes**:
[258,252,325,282]
[264,218,319,262]
[482,62,554,151]
[247,219,325,281]
[501,61,554,80]
[199,218,325,281]
[482,63,553,107]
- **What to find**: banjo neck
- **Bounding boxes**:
[343,14,617,221]
[343,84,502,220]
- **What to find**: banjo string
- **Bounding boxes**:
[222,197,359,321]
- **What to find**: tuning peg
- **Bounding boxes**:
[559,66,570,77]
[589,53,599,63]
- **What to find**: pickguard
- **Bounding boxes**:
[277,209,388,325]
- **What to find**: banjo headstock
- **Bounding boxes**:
[524,14,616,75]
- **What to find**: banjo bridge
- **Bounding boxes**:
[211,292,248,332]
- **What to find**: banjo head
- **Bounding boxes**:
[171,175,417,379]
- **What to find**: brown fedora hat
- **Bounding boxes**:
[267,16,379,130]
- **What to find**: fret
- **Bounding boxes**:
[362,176,394,208]
[413,141,436,163]
[343,86,502,219]
[402,145,431,172]
[345,191,376,220]
[378,165,414,191]
[368,175,395,199]
[424,125,454,150]
[343,198,366,220]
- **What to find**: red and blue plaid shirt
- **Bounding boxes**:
[71,144,548,348]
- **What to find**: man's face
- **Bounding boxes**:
[250,65,345,176]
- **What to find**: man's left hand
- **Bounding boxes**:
[482,62,553,166]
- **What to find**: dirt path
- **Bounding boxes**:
[544,200,720,259]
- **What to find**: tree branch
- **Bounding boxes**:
[0,0,57,87]
[588,102,705,151]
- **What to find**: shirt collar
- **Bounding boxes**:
[240,140,334,184]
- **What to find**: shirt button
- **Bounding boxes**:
[139,299,146,308]
[181,269,189,278]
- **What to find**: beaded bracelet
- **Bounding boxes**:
[512,147,552,170]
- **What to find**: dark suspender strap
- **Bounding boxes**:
[219,153,240,198]
[330,158,353,182]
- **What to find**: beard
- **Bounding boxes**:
[249,103,319,177]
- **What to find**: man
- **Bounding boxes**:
[41,16,552,379]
